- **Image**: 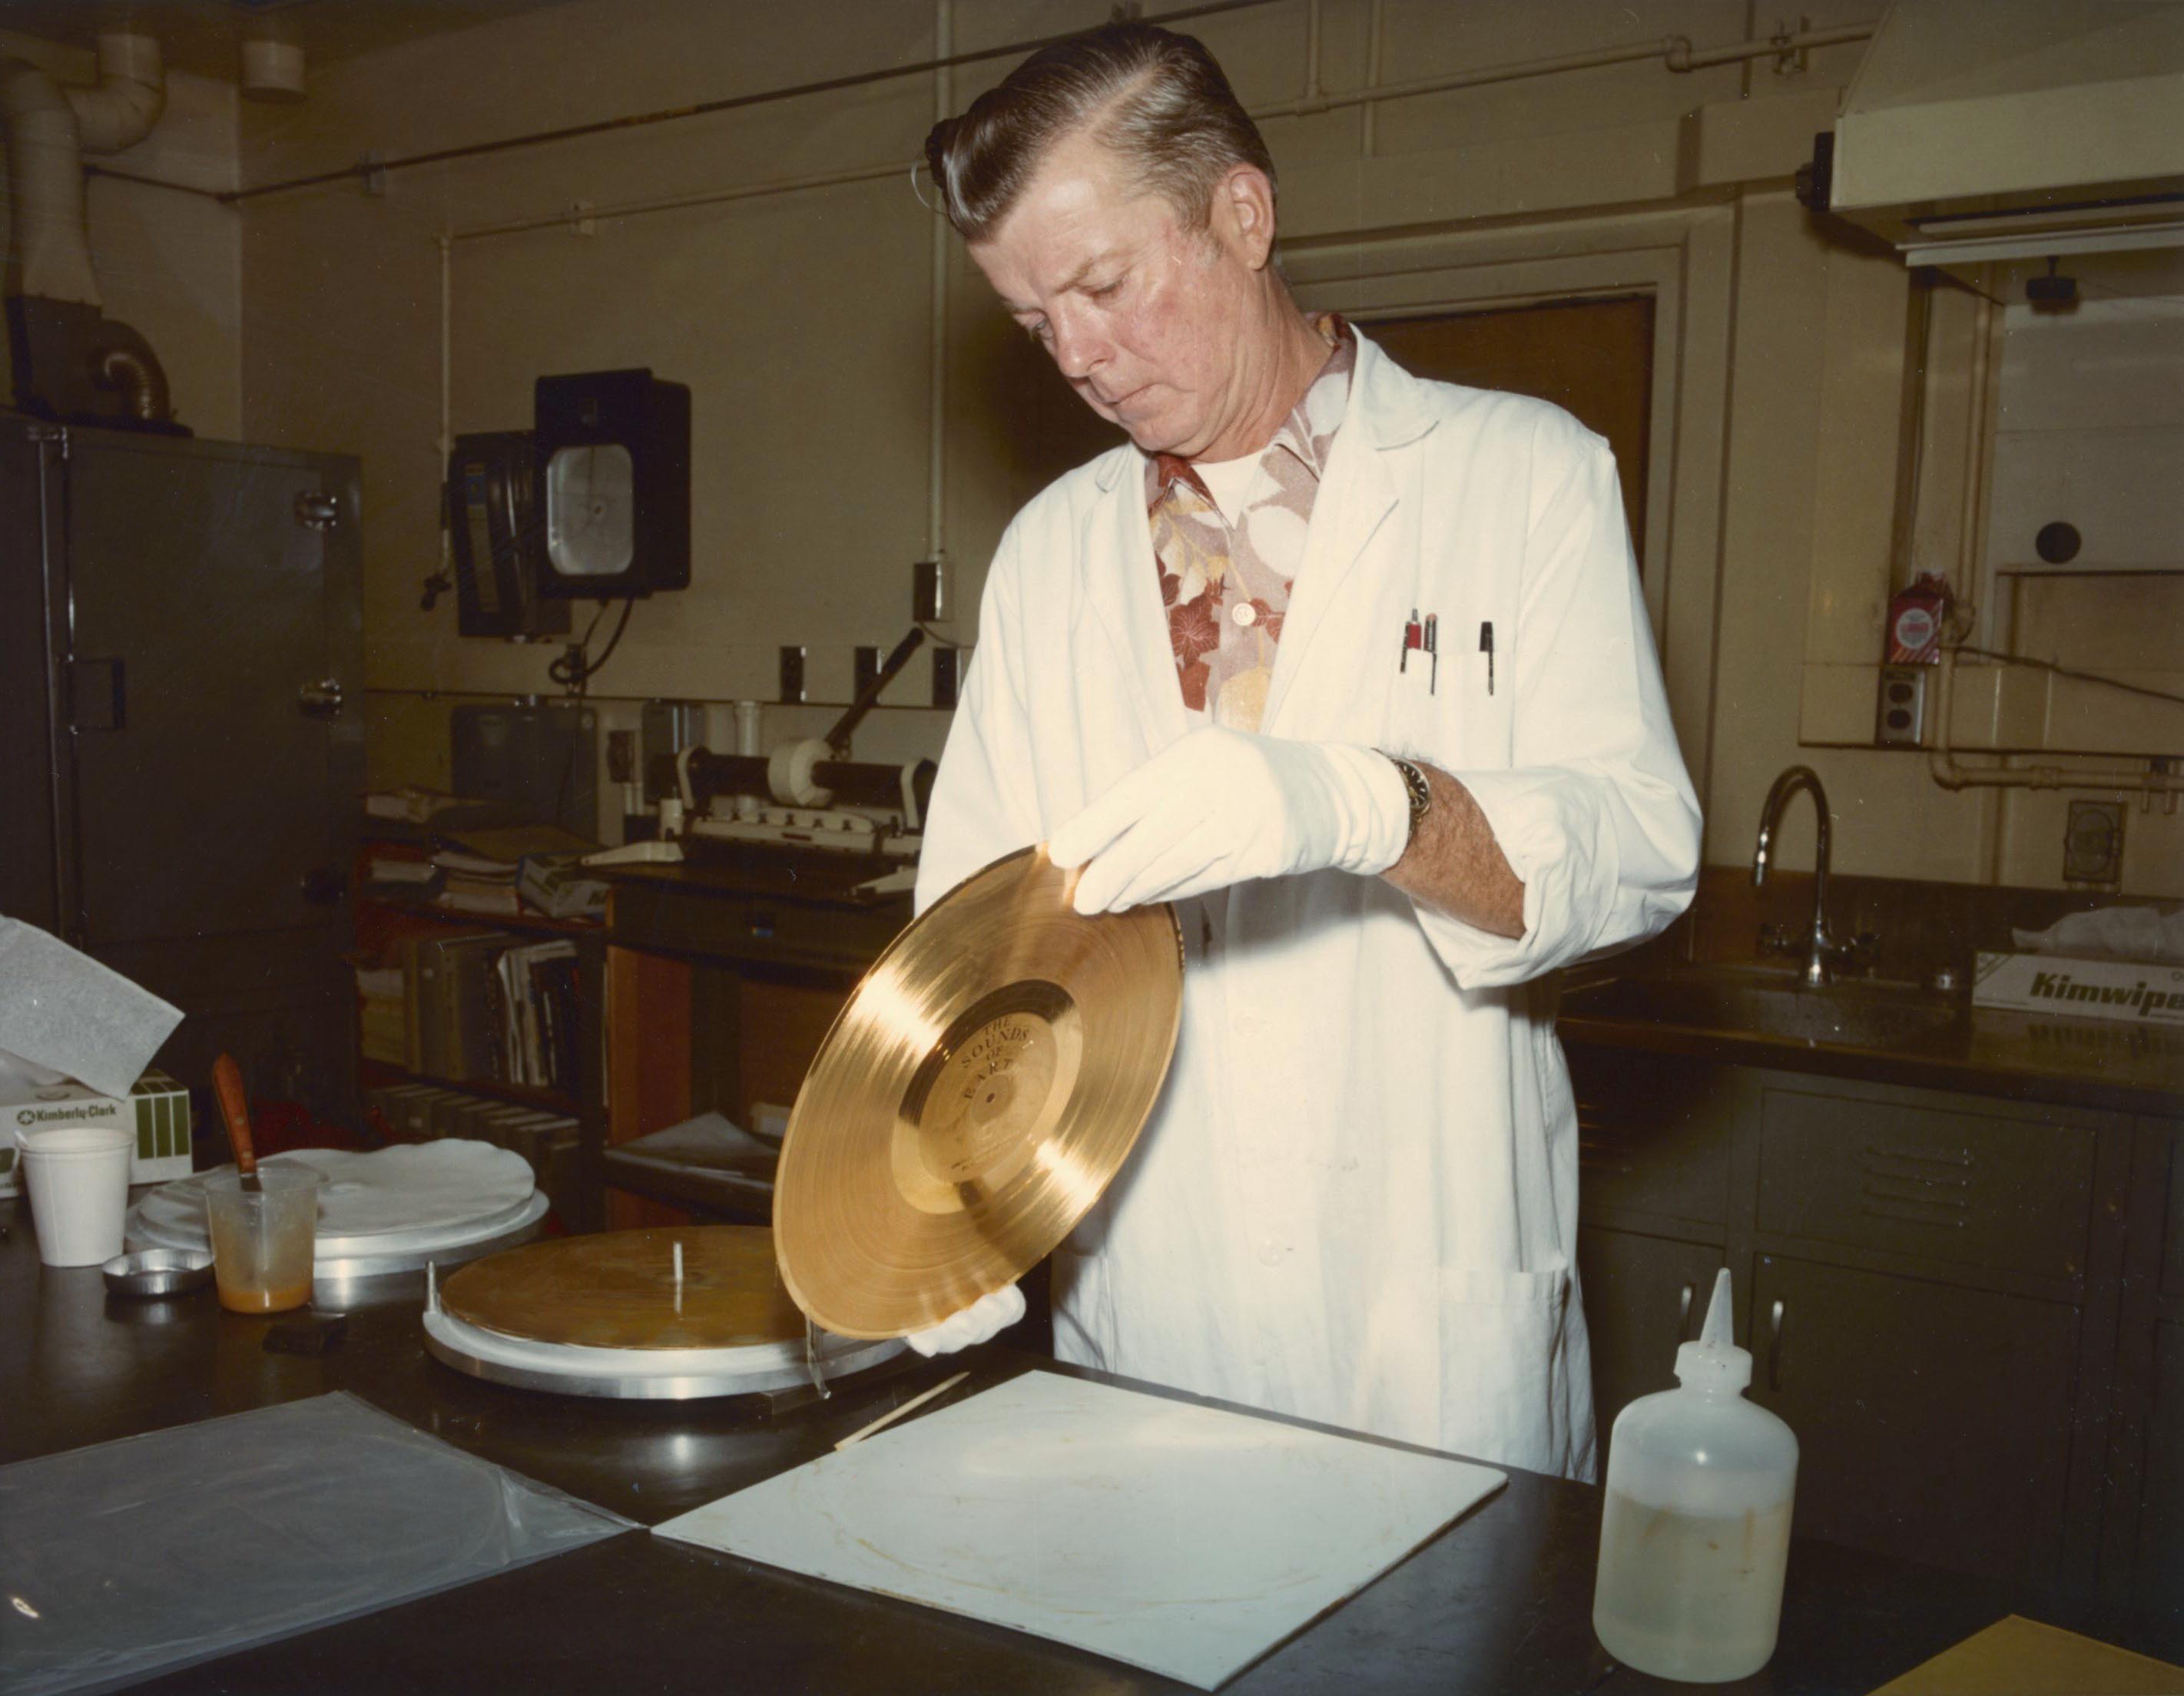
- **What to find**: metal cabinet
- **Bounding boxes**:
[1571,1046,1736,1234]
[2113,1121,2184,1616]
[1748,1252,2080,1585]
[2139,1321,2184,1611]
[1566,1033,2146,1596]
[0,416,363,1119]
[1753,1086,2099,1284]
[1576,1224,1723,1469]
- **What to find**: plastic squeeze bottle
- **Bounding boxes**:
[1591,1267,1798,1683]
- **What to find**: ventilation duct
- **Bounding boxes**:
[1802,0,2184,266]
[1,31,180,430]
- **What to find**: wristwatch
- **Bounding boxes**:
[1384,754,1432,845]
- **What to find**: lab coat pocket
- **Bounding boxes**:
[1434,1262,1575,1476]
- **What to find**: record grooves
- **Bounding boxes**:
[774,847,1184,1338]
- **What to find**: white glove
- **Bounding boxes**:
[1046,727,1410,915]
[905,1283,1026,1358]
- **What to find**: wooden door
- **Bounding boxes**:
[1365,296,1654,562]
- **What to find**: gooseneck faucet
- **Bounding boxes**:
[1752,765,1843,987]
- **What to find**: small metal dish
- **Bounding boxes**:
[102,1248,216,1298]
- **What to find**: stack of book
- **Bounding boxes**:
[428,825,601,920]
[356,965,407,1066]
[433,847,524,916]
[362,856,442,902]
[379,928,585,1095]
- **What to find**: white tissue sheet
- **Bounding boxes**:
[653,1370,1506,1690]
[2013,906,2184,965]
[136,1142,536,1250]
[0,920,183,1099]
[0,1047,69,1090]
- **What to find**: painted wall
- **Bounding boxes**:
[224,0,2181,895]
[0,29,241,441]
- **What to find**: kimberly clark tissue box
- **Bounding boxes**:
[4,1070,194,1185]
[1974,952,2184,1025]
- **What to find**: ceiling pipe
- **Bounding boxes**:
[1928,647,2184,794]
[0,31,165,305]
[223,0,1275,204]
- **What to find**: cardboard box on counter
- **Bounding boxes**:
[1974,952,2184,1024]
[5,1069,194,1184]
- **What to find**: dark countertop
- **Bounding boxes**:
[1559,969,2184,1118]
[5,1198,2169,1695]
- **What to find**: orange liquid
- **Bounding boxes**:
[218,1280,313,1314]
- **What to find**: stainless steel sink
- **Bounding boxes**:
[1559,964,1965,1051]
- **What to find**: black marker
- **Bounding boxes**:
[1480,622,1495,695]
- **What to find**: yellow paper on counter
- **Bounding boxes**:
[1871,1615,2184,1695]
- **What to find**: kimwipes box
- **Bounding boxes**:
[4,1069,194,1184]
[1974,953,2184,1024]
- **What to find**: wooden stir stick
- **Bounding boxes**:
[211,1053,263,1192]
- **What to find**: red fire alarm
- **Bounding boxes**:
[1886,573,1951,665]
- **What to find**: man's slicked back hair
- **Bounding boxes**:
[924,22,1274,242]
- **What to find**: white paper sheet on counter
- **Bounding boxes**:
[651,1370,1505,1690]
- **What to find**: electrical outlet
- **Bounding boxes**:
[2063,800,2124,887]
[932,647,959,709]
[779,645,805,704]
[1876,667,1927,747]
[913,558,948,624]
[605,729,637,783]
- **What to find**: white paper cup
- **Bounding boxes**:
[18,1125,134,1267]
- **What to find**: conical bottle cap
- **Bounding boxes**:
[1674,1267,1752,1393]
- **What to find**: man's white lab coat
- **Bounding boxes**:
[915,330,1701,1479]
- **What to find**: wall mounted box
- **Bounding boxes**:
[533,369,691,600]
[446,430,571,641]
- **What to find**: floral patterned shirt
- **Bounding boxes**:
[1145,315,1357,729]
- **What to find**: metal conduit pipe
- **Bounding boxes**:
[223,0,1278,204]
[446,19,1884,247]
[1928,647,2184,795]
[1252,22,1876,122]
[451,160,907,243]
[927,0,953,577]
[244,10,1876,213]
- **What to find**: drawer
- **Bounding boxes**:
[611,882,906,973]
[1567,1046,1734,1228]
[1756,1085,2097,1281]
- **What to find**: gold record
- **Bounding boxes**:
[774,846,1183,1339]
[440,1224,804,1350]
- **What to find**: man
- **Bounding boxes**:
[910,23,1699,1480]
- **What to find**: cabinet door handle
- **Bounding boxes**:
[1767,1298,1786,1393]
[1864,1142,1974,1168]
[1678,1282,1694,1337]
